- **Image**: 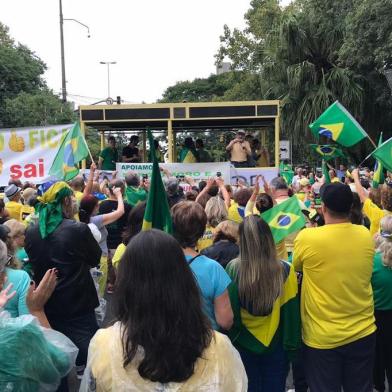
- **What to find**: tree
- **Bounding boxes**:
[3,90,75,127]
[0,21,73,128]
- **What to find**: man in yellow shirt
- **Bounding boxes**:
[352,168,392,238]
[226,130,251,168]
[293,182,376,391]
[4,184,23,221]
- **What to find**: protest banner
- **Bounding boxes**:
[116,162,232,183]
[0,124,74,185]
[231,167,279,186]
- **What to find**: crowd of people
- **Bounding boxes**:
[0,154,391,392]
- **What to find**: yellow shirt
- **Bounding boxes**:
[363,198,391,238]
[112,243,126,269]
[331,177,340,183]
[230,141,251,163]
[197,225,215,252]
[20,205,35,222]
[5,201,22,221]
[228,202,245,223]
[293,223,376,349]
[75,191,84,204]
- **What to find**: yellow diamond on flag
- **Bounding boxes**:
[318,123,344,141]
[269,212,300,231]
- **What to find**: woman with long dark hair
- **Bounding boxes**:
[81,229,247,391]
[226,215,301,391]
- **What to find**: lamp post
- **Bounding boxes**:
[100,61,117,99]
[59,0,90,102]
[384,68,392,92]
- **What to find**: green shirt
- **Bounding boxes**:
[371,252,392,310]
[125,186,147,207]
[99,147,118,170]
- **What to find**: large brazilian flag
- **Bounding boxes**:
[142,129,172,233]
[309,144,344,161]
[261,197,306,243]
[226,261,301,358]
[309,101,368,147]
[49,122,89,181]
[372,136,392,174]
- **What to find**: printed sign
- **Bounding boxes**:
[231,167,279,186]
[0,124,74,185]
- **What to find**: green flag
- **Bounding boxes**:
[142,129,173,233]
[309,101,368,147]
[310,144,344,161]
[49,122,89,181]
[322,160,331,184]
[372,137,392,173]
[372,133,384,189]
[261,197,306,243]
[279,161,294,184]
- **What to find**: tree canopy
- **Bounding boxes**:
[0,21,75,128]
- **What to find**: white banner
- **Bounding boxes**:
[0,124,74,185]
[116,162,232,184]
[231,167,279,186]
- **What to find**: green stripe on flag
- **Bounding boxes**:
[372,136,392,173]
[142,129,173,233]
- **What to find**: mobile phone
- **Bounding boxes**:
[216,171,222,177]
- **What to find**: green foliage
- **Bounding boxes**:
[0,21,72,128]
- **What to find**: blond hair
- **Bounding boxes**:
[233,215,283,315]
[4,219,25,239]
[378,215,392,267]
[205,196,228,228]
[213,220,239,244]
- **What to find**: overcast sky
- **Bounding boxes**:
[1,0,289,106]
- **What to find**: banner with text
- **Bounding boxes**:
[116,162,232,184]
[231,167,279,186]
[0,124,74,185]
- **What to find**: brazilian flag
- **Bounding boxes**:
[372,136,392,173]
[279,161,294,184]
[322,159,331,184]
[49,122,89,181]
[225,260,301,359]
[372,133,385,189]
[310,144,344,161]
[309,101,368,147]
[261,197,306,243]
[142,129,172,233]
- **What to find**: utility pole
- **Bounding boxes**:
[100,61,117,98]
[59,0,67,102]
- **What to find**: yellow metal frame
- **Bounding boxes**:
[80,100,281,167]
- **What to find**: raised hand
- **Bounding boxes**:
[0,280,16,308]
[26,268,57,313]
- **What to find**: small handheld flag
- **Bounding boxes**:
[322,160,331,184]
[371,137,392,173]
[372,133,384,189]
[49,122,89,181]
[261,197,306,243]
[142,129,173,233]
[309,101,368,147]
[310,144,344,161]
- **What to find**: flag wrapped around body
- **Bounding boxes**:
[261,197,306,243]
[279,161,294,184]
[49,122,89,181]
[309,101,368,147]
[322,160,331,184]
[310,144,344,161]
[372,133,384,189]
[372,137,392,174]
[142,130,173,233]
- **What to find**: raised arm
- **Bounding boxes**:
[352,168,368,203]
[83,163,97,197]
[215,177,231,209]
[195,178,214,204]
[101,187,125,226]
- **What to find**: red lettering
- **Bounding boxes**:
[10,165,22,179]
[24,164,37,178]
[38,158,44,177]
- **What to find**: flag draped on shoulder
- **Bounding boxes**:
[49,122,89,181]
[142,129,173,233]
[322,160,331,184]
[310,144,344,161]
[371,136,392,173]
[279,161,294,184]
[261,197,306,243]
[309,101,367,147]
[372,133,384,189]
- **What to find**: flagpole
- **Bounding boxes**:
[367,135,377,148]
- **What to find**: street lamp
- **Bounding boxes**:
[384,68,392,93]
[100,61,117,99]
[59,0,90,102]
